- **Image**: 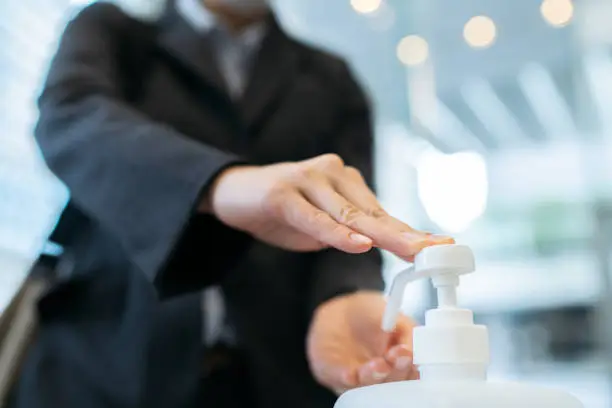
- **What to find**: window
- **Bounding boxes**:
[0,0,81,310]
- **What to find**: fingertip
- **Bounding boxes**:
[341,367,359,388]
[335,233,373,254]
[369,358,390,372]
[340,244,373,254]
[398,232,455,261]
[399,233,432,256]
[386,345,412,368]
[428,234,455,245]
[349,233,373,246]
[393,317,417,342]
[359,358,392,385]
[386,344,412,360]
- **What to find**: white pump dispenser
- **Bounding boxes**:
[335,244,584,408]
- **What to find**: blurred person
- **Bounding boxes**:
[9,0,452,407]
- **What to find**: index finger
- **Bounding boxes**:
[277,191,374,254]
[331,170,454,260]
[298,179,423,259]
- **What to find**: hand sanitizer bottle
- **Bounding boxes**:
[335,244,584,408]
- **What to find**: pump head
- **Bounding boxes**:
[382,244,475,332]
[382,244,490,381]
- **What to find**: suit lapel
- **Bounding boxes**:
[157,4,229,99]
[240,16,301,129]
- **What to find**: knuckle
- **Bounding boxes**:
[344,166,364,180]
[367,207,388,219]
[261,185,291,217]
[307,208,331,227]
[318,153,345,170]
[338,204,362,227]
[291,165,319,184]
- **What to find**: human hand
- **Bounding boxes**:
[306,291,419,394]
[207,154,453,260]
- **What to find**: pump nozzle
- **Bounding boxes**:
[382,244,476,332]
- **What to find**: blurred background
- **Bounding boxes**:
[1,0,612,406]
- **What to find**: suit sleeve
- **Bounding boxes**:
[35,4,240,281]
[308,62,385,313]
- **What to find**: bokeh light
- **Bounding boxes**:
[397,35,429,67]
[350,0,382,15]
[464,15,497,49]
[541,0,574,27]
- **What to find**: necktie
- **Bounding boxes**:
[201,30,252,346]
[214,30,251,99]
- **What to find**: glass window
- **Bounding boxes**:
[0,0,78,310]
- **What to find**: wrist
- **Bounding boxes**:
[199,164,253,215]
[199,165,238,214]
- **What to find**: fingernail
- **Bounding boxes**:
[430,234,454,242]
[372,371,389,380]
[402,232,427,244]
[403,232,452,245]
[395,357,412,370]
[350,233,372,245]
[368,361,389,380]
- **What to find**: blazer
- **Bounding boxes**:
[11,2,384,408]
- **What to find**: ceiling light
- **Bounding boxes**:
[351,0,382,14]
[397,35,429,67]
[463,15,497,49]
[541,0,574,27]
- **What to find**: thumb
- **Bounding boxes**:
[390,315,417,346]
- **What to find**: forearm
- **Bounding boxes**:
[36,4,242,280]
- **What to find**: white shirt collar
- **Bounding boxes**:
[176,0,217,33]
[176,0,267,47]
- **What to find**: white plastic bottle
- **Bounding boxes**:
[335,244,584,408]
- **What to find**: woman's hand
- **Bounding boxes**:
[307,291,419,394]
[207,154,453,260]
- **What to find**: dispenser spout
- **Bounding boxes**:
[382,265,419,332]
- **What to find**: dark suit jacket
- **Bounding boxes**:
[12,2,383,408]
